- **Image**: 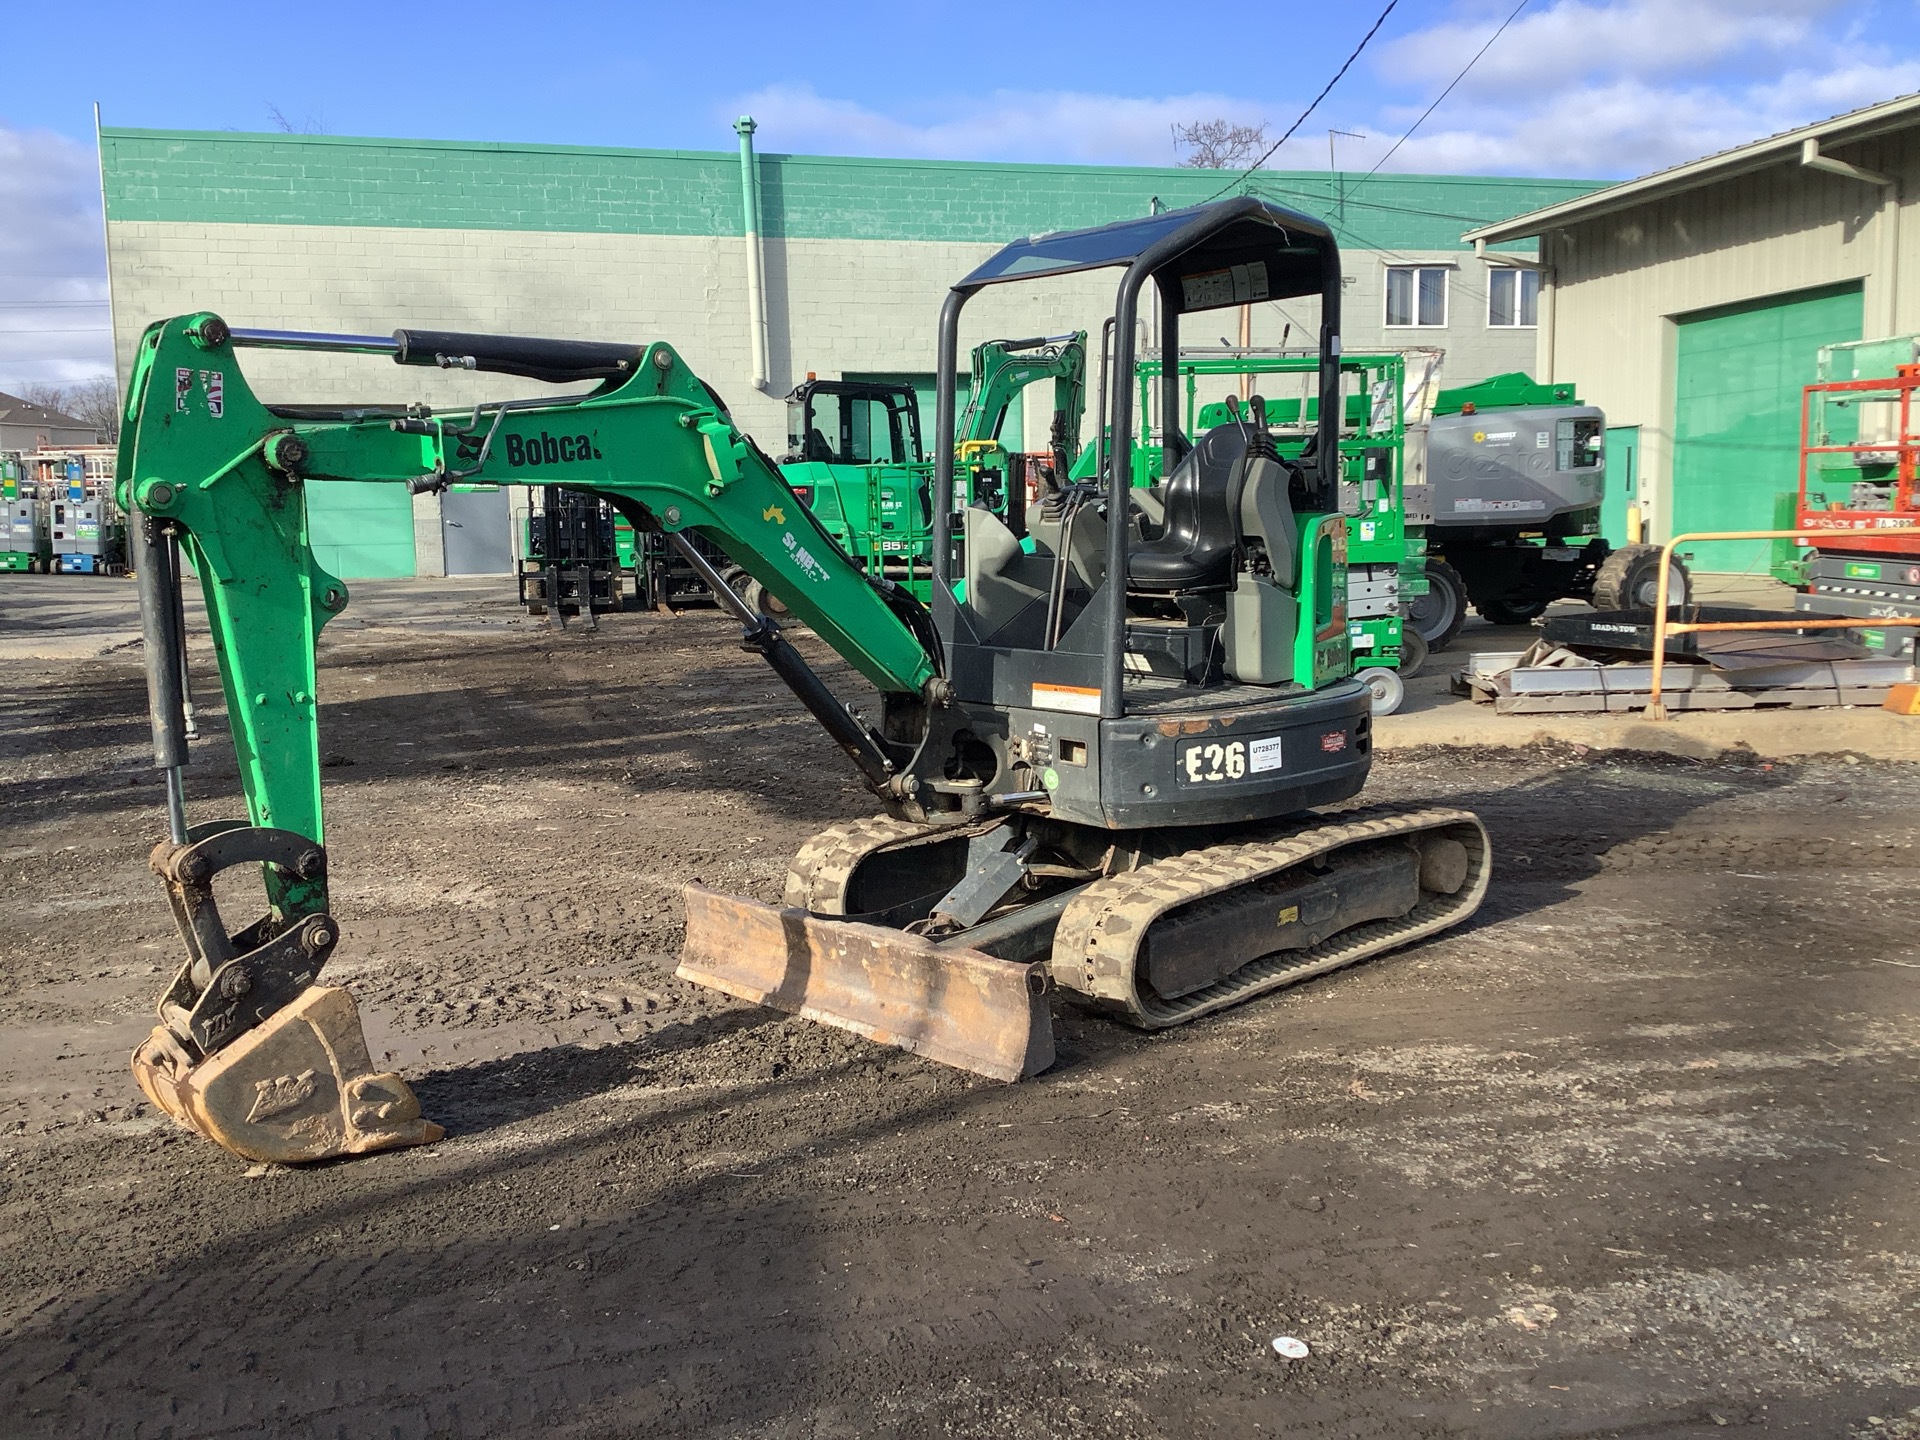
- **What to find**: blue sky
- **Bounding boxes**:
[4,0,1919,389]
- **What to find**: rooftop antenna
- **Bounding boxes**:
[1328,129,1363,224]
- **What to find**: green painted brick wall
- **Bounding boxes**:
[100,128,1594,253]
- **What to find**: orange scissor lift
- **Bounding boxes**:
[1792,360,1920,645]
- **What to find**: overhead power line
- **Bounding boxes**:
[1356,0,1532,184]
[1206,0,1401,202]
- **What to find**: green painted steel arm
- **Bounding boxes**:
[958,334,1086,467]
[117,313,941,851]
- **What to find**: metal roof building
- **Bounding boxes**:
[1465,94,1920,571]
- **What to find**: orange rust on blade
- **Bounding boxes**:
[676,884,1054,1082]
[1155,718,1213,737]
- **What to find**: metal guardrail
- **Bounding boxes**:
[1645,526,1920,718]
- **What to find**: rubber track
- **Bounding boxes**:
[784,815,999,914]
[1051,806,1491,1030]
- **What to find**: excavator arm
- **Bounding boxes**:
[116,313,952,1162]
[956,332,1087,479]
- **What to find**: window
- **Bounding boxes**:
[1488,267,1540,327]
[786,385,923,465]
[1385,267,1448,327]
[1556,416,1602,470]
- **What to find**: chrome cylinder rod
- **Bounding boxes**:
[227,328,399,356]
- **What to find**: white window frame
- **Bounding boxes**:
[1486,266,1541,329]
[1384,265,1450,329]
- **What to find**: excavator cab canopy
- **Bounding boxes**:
[955,200,1338,307]
[783,378,925,467]
[931,196,1346,720]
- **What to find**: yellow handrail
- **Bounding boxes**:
[1645,527,1920,718]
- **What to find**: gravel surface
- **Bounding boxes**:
[2,606,1917,1438]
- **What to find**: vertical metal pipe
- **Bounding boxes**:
[1094,318,1114,486]
[1104,266,1148,719]
[1537,234,1557,385]
[1158,283,1181,453]
[734,117,769,392]
[933,288,967,604]
[1315,238,1344,513]
[169,533,198,740]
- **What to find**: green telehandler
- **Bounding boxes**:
[118,198,1487,1165]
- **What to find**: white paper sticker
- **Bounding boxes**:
[1180,261,1270,309]
[1249,735,1284,773]
[1031,683,1102,715]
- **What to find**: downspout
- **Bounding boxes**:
[735,116,769,392]
[94,103,123,402]
[1537,233,1556,385]
[1802,137,1900,336]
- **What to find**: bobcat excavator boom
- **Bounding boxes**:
[120,198,1488,1166]
[118,316,954,1162]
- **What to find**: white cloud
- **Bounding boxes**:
[0,124,112,393]
[1359,0,1920,176]
[734,82,1269,167]
[731,2,1920,184]
[1379,0,1841,92]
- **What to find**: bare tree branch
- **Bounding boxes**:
[1172,119,1270,169]
[266,103,328,135]
[12,377,120,441]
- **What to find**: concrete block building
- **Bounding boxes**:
[101,126,1593,577]
[1465,93,1920,571]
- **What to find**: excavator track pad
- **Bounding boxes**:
[677,883,1054,1081]
[133,986,443,1164]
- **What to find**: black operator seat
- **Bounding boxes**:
[1127,423,1253,591]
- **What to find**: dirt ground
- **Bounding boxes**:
[2,593,1918,1439]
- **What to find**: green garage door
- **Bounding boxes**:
[1671,282,1862,571]
[306,481,416,578]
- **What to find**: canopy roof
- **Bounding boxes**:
[955,196,1337,313]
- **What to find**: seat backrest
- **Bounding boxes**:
[1126,425,1252,591]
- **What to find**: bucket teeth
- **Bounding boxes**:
[131,986,442,1164]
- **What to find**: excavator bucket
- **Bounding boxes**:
[676,884,1055,1082]
[132,986,443,1164]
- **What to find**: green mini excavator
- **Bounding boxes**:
[118,198,1488,1164]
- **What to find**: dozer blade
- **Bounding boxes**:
[676,883,1054,1082]
[132,986,443,1164]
